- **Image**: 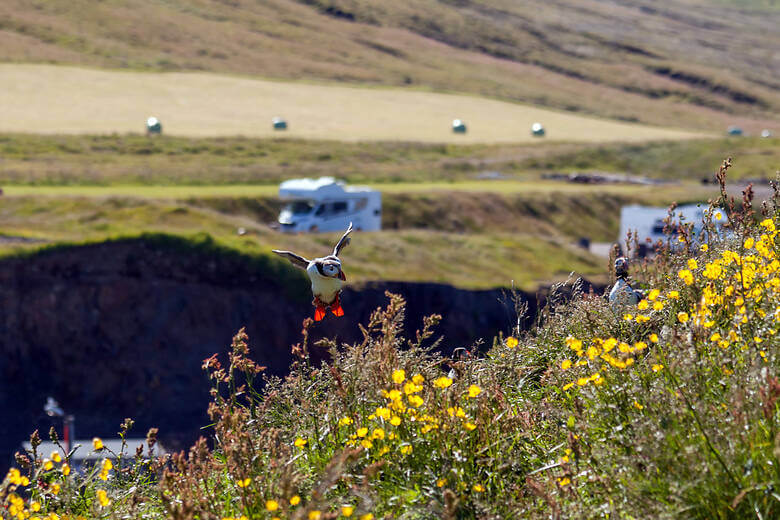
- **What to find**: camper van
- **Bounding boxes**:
[619,203,728,256]
[277,177,381,233]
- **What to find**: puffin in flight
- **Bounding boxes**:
[272,223,354,321]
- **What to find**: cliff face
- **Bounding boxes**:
[0,237,528,466]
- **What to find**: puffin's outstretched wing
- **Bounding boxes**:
[332,222,354,257]
[272,250,310,270]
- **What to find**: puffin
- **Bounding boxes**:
[272,223,354,321]
[608,257,645,308]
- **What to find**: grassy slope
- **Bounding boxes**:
[0,0,777,132]
[1,134,777,185]
[0,196,605,290]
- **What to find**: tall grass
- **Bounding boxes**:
[2,160,780,518]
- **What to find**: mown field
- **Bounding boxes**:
[0,0,777,133]
[0,65,707,143]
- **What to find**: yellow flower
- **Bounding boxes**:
[375,407,391,420]
[390,416,401,426]
[506,336,518,348]
[577,377,589,386]
[637,299,649,310]
[412,374,424,385]
[237,477,251,488]
[359,514,374,520]
[648,289,660,301]
[635,314,650,323]
[744,237,755,250]
[341,506,354,517]
[93,437,104,450]
[678,269,694,285]
[464,422,477,431]
[294,438,307,448]
[623,313,634,321]
[408,394,424,407]
[51,451,62,463]
[633,401,644,410]
[371,428,385,440]
[360,439,373,449]
[472,484,485,492]
[700,244,709,252]
[557,477,571,486]
[357,427,368,438]
[434,376,453,389]
[400,445,413,455]
[677,312,689,323]
[44,459,54,471]
[668,290,679,300]
[760,218,776,231]
[308,511,322,520]
[266,500,279,512]
[634,341,647,351]
[290,495,301,506]
[649,333,659,343]
[62,464,71,476]
[653,301,664,311]
[96,489,110,507]
[392,369,406,384]
[561,359,572,370]
[31,502,40,512]
[687,258,698,270]
[437,478,448,487]
[652,364,664,372]
[467,384,482,398]
[714,212,722,221]
[339,416,353,427]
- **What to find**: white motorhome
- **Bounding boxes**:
[619,203,728,255]
[277,177,381,233]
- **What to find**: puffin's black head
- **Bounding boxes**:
[319,259,346,280]
[615,257,629,278]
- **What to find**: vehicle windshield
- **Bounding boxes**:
[284,201,315,215]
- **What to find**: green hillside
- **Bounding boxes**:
[0,0,777,132]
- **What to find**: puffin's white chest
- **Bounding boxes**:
[307,263,344,303]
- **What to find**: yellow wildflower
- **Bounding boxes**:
[290,495,301,506]
[434,376,453,389]
[472,484,485,492]
[668,290,680,299]
[294,438,307,448]
[371,428,385,440]
[339,416,353,427]
[390,416,401,426]
[638,299,649,310]
[237,478,251,488]
[687,258,698,270]
[557,477,571,486]
[408,395,424,408]
[506,337,518,348]
[44,459,54,471]
[341,506,354,517]
[51,451,62,463]
[649,333,659,343]
[309,511,322,520]
[648,289,660,301]
[653,301,664,311]
[392,369,406,384]
[700,243,709,252]
[677,312,689,323]
[678,269,694,285]
[467,384,482,398]
[62,464,71,476]
[96,489,110,507]
[464,422,477,431]
[652,364,664,372]
[266,500,279,512]
[400,445,413,455]
[412,374,424,385]
[437,478,448,487]
[561,359,572,370]
[633,401,644,410]
[93,437,104,450]
[744,237,755,250]
[623,313,634,321]
[359,514,374,520]
[356,427,368,438]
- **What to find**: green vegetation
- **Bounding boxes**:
[4,168,780,518]
[0,0,777,131]
[1,133,777,185]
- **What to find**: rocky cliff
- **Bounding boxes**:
[0,235,538,467]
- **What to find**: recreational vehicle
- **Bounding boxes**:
[619,203,728,256]
[277,177,381,233]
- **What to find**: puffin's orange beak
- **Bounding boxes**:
[338,270,346,281]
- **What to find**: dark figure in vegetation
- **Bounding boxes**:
[608,257,644,308]
[272,223,353,321]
